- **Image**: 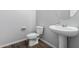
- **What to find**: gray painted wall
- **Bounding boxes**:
[0,10,36,46]
[36,10,70,47]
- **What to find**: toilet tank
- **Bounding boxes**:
[36,26,44,34]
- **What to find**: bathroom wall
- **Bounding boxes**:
[36,10,70,47]
[0,10,36,46]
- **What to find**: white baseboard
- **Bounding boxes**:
[40,39,57,48]
[0,38,57,48]
[0,38,27,48]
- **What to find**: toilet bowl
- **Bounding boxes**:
[26,26,44,46]
[27,33,39,40]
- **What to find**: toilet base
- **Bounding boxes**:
[29,38,39,47]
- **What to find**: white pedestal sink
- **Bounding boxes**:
[49,25,79,48]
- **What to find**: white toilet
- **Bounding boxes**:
[26,26,44,47]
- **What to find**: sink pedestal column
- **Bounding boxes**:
[59,35,67,48]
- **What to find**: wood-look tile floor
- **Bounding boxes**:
[4,40,51,48]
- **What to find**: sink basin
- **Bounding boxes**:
[49,25,79,48]
[49,25,79,36]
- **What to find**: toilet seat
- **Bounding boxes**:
[26,33,39,40]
